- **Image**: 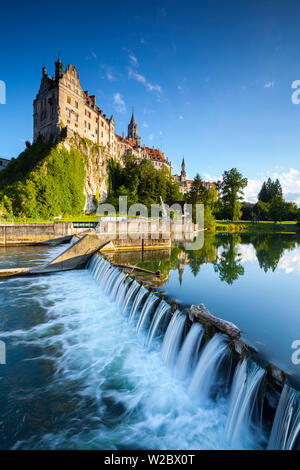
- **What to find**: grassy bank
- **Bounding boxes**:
[216,220,299,233]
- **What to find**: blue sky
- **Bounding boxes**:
[1,0,300,202]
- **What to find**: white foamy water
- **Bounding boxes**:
[1,270,233,450]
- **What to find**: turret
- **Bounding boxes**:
[55,56,63,82]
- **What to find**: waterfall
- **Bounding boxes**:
[161,311,186,367]
[225,358,265,447]
[86,254,300,451]
[176,322,204,380]
[188,333,230,404]
[136,293,158,334]
[121,280,140,312]
[268,384,300,450]
[128,286,148,323]
[146,300,171,346]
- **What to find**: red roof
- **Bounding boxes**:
[145,147,169,163]
[83,92,99,111]
[116,134,135,147]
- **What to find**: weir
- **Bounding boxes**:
[87,253,300,450]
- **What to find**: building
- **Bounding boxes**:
[0,157,10,172]
[174,158,216,194]
[33,57,171,173]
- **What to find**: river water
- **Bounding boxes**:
[0,233,299,449]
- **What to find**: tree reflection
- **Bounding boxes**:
[213,234,245,284]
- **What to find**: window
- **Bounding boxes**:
[67,96,71,104]
[84,120,87,128]
[74,114,79,122]
[75,101,78,109]
[66,108,71,118]
[88,123,91,130]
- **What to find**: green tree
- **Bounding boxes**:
[219,168,248,221]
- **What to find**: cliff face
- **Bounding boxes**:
[65,130,112,213]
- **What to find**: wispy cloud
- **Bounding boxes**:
[113,93,126,114]
[142,122,149,128]
[101,64,117,81]
[129,54,138,66]
[179,115,184,120]
[149,134,153,141]
[85,51,97,61]
[128,67,162,93]
[177,85,184,93]
[264,81,275,88]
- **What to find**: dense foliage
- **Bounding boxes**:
[187,173,218,229]
[107,154,183,209]
[0,140,86,218]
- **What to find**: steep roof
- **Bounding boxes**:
[116,134,135,147]
[145,147,169,163]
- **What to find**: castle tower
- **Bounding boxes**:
[127,112,141,146]
[180,157,186,182]
[55,56,64,81]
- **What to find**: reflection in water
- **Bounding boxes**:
[108,232,300,287]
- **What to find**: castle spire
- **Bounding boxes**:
[180,157,186,182]
[55,54,63,81]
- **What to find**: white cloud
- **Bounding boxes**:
[128,67,162,93]
[107,70,117,81]
[238,244,257,263]
[113,93,126,114]
[177,85,184,93]
[179,115,184,120]
[278,251,300,276]
[142,122,149,128]
[159,130,163,135]
[264,81,275,88]
[129,54,138,66]
[149,134,153,141]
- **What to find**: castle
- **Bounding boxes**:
[33,57,171,173]
[33,57,214,197]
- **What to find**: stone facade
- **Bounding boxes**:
[33,58,171,173]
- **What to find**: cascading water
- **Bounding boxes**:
[128,285,148,323]
[225,358,265,448]
[146,300,171,346]
[84,254,300,451]
[161,311,186,368]
[176,322,204,380]
[268,384,300,450]
[188,333,231,404]
[136,293,158,334]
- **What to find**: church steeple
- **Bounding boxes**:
[180,157,186,182]
[127,111,140,146]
